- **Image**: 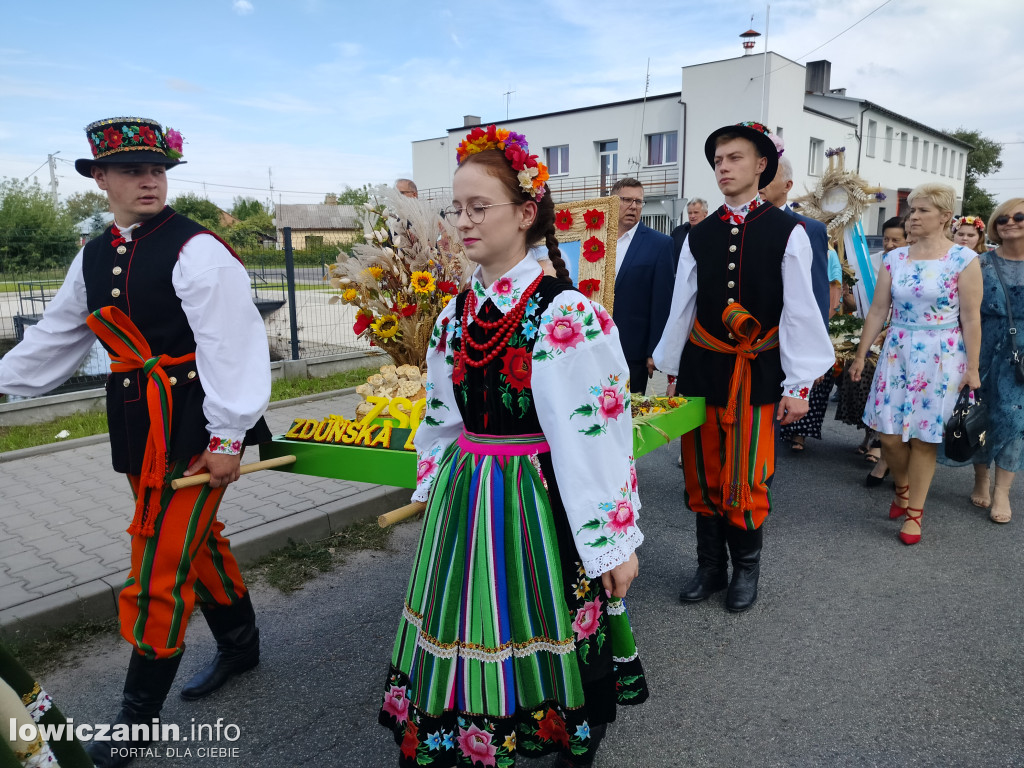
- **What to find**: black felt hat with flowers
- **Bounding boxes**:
[75,117,186,177]
[704,121,780,187]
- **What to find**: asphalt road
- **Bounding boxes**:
[39,411,1024,768]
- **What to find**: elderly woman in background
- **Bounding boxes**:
[952,215,989,255]
[967,199,1024,523]
[850,184,982,544]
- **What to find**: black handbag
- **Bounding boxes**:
[988,253,1024,384]
[944,386,989,462]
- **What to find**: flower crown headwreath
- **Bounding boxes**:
[456,125,549,200]
[952,215,985,233]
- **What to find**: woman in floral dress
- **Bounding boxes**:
[378,126,647,768]
[850,184,982,544]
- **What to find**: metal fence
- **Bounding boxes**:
[0,230,367,397]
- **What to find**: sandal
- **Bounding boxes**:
[899,507,923,545]
[889,484,909,520]
[864,446,881,464]
[990,496,1012,524]
[790,436,806,453]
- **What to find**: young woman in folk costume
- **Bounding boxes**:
[378,126,648,767]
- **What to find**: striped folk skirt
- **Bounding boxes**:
[379,432,647,767]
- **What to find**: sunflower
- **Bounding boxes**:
[371,314,400,339]
[341,288,358,302]
[366,266,384,281]
[410,270,436,294]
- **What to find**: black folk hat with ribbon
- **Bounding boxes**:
[75,117,186,177]
[704,121,780,187]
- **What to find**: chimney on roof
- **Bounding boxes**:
[463,115,481,127]
[324,194,337,205]
[805,60,831,94]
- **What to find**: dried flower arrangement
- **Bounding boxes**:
[328,185,471,368]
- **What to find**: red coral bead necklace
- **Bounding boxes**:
[458,273,543,369]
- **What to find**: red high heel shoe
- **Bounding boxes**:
[889,484,910,519]
[899,507,923,545]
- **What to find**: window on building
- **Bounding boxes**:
[647,131,678,166]
[941,147,949,176]
[911,137,919,168]
[876,207,887,235]
[958,152,965,179]
[866,120,878,157]
[921,140,929,171]
[775,126,784,139]
[545,145,569,176]
[305,235,324,251]
[899,133,908,165]
[883,126,894,162]
[932,144,939,174]
[599,140,618,195]
[808,138,824,176]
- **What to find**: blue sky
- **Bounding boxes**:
[3,0,1021,210]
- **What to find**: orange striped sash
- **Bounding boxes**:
[688,303,779,509]
[86,306,196,537]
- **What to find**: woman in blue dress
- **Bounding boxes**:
[968,198,1024,523]
[849,184,983,544]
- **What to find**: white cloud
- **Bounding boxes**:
[232,0,254,15]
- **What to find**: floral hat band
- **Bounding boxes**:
[456,124,549,200]
[74,116,186,177]
[952,215,985,233]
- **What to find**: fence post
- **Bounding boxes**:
[283,227,300,361]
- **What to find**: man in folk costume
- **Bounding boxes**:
[0,117,271,767]
[654,122,834,612]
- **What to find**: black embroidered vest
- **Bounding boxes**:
[82,206,270,474]
[677,204,798,407]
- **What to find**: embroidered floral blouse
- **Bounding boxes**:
[412,257,643,578]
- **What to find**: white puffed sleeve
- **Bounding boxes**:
[531,292,643,578]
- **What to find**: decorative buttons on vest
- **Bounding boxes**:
[728,263,736,270]
[728,281,735,288]
[729,245,737,253]
[731,227,739,235]
[112,266,122,275]
[123,377,131,387]
[187,370,197,379]
[168,376,178,386]
[728,332,735,339]
[111,288,121,297]
[116,245,127,255]
[727,298,735,304]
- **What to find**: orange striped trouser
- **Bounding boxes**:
[681,403,776,531]
[121,457,247,660]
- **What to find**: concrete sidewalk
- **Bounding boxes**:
[0,389,409,634]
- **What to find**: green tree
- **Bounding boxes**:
[947,128,1003,223]
[170,193,225,232]
[0,178,78,271]
[231,196,270,220]
[335,184,371,206]
[225,211,275,251]
[63,190,109,223]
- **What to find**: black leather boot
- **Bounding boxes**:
[180,592,259,701]
[725,525,763,612]
[86,652,182,768]
[679,515,729,603]
[553,722,608,767]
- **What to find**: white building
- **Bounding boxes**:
[412,52,969,237]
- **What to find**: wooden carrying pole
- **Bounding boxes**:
[169,455,297,490]
[378,501,426,529]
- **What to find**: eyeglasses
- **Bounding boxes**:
[995,212,1024,227]
[619,197,645,208]
[441,201,518,224]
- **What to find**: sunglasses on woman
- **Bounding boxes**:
[996,212,1024,227]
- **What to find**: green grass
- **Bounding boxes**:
[0,366,379,453]
[243,519,394,593]
[1,618,120,674]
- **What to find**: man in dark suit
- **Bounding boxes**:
[760,155,830,324]
[610,177,676,394]
[670,197,709,262]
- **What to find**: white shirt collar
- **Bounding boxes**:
[468,256,543,318]
[114,220,143,242]
[724,195,763,215]
[617,221,640,245]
